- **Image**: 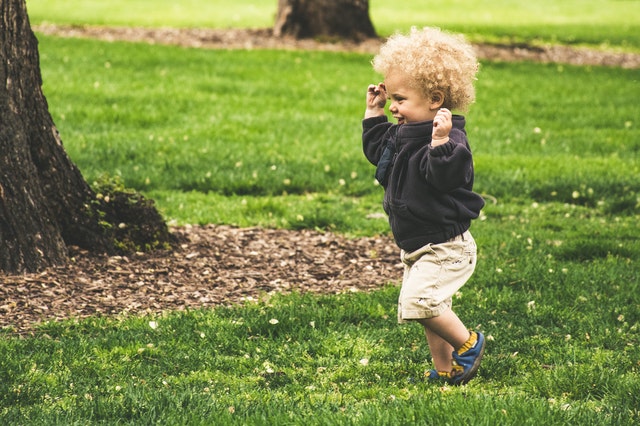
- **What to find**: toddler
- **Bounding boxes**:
[362,27,485,385]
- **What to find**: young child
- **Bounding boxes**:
[362,27,485,385]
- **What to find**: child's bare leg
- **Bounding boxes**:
[419,308,471,371]
[424,327,454,372]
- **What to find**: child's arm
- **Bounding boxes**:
[431,108,452,146]
[364,83,387,119]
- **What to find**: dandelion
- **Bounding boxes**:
[533,127,542,134]
[617,314,625,322]
[350,171,358,179]
[283,178,291,185]
[572,190,580,199]
[339,179,346,186]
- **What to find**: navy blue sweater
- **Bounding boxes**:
[362,115,485,251]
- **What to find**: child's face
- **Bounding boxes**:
[384,70,438,125]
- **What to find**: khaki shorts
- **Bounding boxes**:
[398,230,477,323]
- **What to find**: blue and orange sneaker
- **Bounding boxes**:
[449,331,485,385]
[425,369,453,383]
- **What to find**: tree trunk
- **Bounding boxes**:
[0,0,173,273]
[274,0,377,41]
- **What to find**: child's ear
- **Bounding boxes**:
[429,90,445,110]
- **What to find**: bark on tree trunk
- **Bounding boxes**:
[274,0,377,41]
[0,0,173,273]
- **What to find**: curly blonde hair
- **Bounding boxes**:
[372,27,479,111]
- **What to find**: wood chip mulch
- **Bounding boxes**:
[0,225,401,334]
[34,25,640,69]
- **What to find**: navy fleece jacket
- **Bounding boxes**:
[362,115,485,251]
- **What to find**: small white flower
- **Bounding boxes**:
[269,318,279,325]
[527,301,536,311]
[149,321,158,330]
[359,358,369,366]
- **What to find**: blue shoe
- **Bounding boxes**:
[425,369,452,382]
[449,331,485,385]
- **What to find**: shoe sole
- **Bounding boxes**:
[452,334,486,385]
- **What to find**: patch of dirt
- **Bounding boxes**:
[1,225,400,334]
[34,25,640,69]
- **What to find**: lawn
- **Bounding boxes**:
[1,0,639,424]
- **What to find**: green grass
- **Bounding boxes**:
[37,36,640,231]
[27,0,640,50]
[1,3,639,424]
[1,224,639,423]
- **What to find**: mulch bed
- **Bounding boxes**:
[34,25,640,69]
[0,225,401,334]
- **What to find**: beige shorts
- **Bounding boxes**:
[398,230,477,323]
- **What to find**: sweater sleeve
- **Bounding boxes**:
[423,128,474,192]
[362,116,393,166]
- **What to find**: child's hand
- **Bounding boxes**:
[432,108,452,146]
[364,83,387,118]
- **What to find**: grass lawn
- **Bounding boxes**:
[1,1,639,424]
